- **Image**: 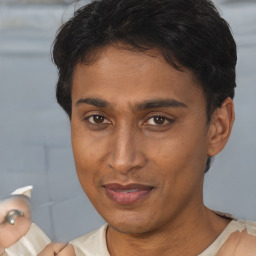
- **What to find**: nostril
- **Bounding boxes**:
[108,161,135,174]
[107,152,146,175]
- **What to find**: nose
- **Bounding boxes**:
[107,126,146,175]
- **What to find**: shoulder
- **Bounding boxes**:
[239,220,256,235]
[69,224,109,256]
[216,220,256,256]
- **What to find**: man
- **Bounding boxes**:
[1,0,256,255]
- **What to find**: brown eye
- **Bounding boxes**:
[87,115,110,124]
[146,115,169,125]
[153,116,166,125]
[93,115,104,123]
[144,115,175,129]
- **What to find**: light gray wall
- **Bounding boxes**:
[0,0,76,4]
[0,0,255,241]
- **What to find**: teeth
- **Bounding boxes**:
[116,189,139,193]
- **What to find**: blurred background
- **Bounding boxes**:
[0,0,256,242]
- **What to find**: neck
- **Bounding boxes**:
[107,206,230,256]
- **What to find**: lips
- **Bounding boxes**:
[103,183,154,205]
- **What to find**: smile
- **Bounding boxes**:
[103,183,154,205]
[115,189,141,193]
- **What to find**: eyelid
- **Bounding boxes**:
[83,112,112,124]
[87,115,111,124]
[82,111,175,128]
[147,116,172,125]
[142,113,176,128]
[144,112,175,121]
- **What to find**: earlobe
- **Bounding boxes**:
[207,97,235,157]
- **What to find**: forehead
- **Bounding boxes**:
[71,45,205,108]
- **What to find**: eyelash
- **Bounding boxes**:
[145,115,174,126]
[84,114,175,128]
[84,115,111,125]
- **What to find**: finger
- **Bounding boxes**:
[0,247,4,255]
[0,217,31,248]
[0,197,31,221]
[38,243,68,256]
[57,244,76,255]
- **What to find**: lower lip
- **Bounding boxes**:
[104,188,153,205]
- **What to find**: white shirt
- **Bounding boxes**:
[3,219,256,255]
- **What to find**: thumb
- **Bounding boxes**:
[38,243,67,256]
[57,244,76,255]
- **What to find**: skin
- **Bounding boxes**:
[0,197,75,256]
[70,45,235,256]
[0,197,31,254]
[37,243,75,256]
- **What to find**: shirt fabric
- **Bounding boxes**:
[3,218,256,255]
[70,220,256,256]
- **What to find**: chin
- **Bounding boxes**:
[109,222,150,235]
[106,212,158,235]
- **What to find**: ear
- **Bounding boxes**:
[207,97,235,157]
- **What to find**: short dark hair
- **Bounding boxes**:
[52,0,237,172]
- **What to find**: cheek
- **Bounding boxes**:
[72,139,97,179]
[72,121,101,163]
[146,128,208,187]
[71,125,94,180]
[71,124,109,190]
[146,132,197,168]
[73,143,101,204]
[148,136,205,211]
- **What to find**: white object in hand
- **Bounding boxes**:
[11,186,33,198]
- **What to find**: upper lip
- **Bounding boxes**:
[103,183,154,191]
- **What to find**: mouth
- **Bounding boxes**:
[103,183,154,205]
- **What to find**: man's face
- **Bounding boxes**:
[71,45,211,234]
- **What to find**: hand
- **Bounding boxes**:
[38,243,75,256]
[0,196,32,254]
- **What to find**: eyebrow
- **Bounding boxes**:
[134,99,187,111]
[76,98,110,108]
[75,97,187,110]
